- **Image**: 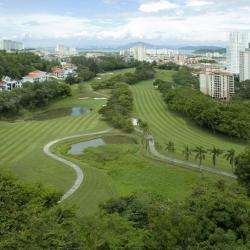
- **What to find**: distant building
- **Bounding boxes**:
[0,76,22,91]
[52,66,76,79]
[132,45,146,61]
[0,40,23,51]
[22,70,49,83]
[68,47,77,56]
[239,48,250,82]
[200,70,234,100]
[227,31,250,74]
[85,52,105,58]
[55,44,77,57]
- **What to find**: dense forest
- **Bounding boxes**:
[154,67,250,140]
[1,164,250,250]
[99,83,134,132]
[0,51,59,79]
[92,62,156,90]
[71,55,137,82]
[162,87,250,140]
[0,81,71,117]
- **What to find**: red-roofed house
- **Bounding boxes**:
[52,66,76,79]
[22,70,49,83]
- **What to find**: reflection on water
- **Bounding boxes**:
[68,138,106,155]
[71,107,92,116]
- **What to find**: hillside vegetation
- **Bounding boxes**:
[1,171,250,249]
[0,51,58,78]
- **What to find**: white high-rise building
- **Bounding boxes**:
[55,44,66,57]
[227,31,250,74]
[55,45,77,57]
[132,45,146,61]
[200,70,235,100]
[68,47,77,56]
[0,40,23,51]
[239,48,250,82]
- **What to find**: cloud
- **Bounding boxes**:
[139,0,178,13]
[187,0,213,7]
[0,2,250,45]
[0,14,99,40]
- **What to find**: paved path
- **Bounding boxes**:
[43,128,113,203]
[148,140,236,178]
[135,128,236,179]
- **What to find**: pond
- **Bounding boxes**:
[68,138,106,155]
[68,135,137,155]
[71,107,92,116]
[28,107,92,120]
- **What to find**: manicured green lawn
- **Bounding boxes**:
[0,68,239,216]
[131,70,246,172]
[0,82,109,191]
[55,133,223,215]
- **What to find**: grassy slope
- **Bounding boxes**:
[131,70,246,172]
[0,68,239,216]
[54,133,203,215]
[0,83,108,189]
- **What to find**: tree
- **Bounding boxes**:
[165,141,175,153]
[138,119,150,135]
[182,145,192,160]
[193,146,207,168]
[208,146,223,167]
[235,148,250,196]
[65,74,80,85]
[224,149,236,171]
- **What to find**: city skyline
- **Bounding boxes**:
[0,0,250,47]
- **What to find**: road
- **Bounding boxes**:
[44,127,236,203]
[43,128,113,203]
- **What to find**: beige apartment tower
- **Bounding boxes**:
[200,71,234,100]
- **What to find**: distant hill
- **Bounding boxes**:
[193,48,227,54]
[179,46,225,51]
[178,46,226,54]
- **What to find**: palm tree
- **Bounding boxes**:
[224,149,236,171]
[208,146,223,168]
[165,141,175,153]
[182,145,192,161]
[155,141,162,150]
[193,146,207,170]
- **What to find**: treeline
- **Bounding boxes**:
[99,83,134,132]
[0,51,59,79]
[1,171,250,249]
[92,62,156,90]
[0,81,71,116]
[71,55,137,82]
[158,62,180,71]
[157,64,199,87]
[163,87,250,140]
[233,80,250,100]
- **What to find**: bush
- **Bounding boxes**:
[0,81,71,116]
[99,83,134,132]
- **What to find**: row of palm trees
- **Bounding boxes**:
[165,141,236,170]
[137,120,237,170]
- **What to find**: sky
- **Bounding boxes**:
[0,0,250,48]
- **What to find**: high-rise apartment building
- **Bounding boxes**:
[55,44,66,57]
[239,48,250,82]
[227,31,250,74]
[200,70,234,100]
[0,40,23,51]
[132,45,146,61]
[55,45,77,57]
